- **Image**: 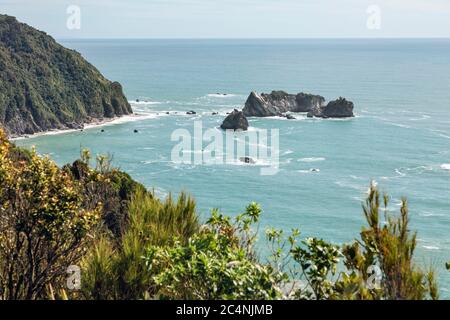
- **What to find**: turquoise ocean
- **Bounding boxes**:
[15,39,450,297]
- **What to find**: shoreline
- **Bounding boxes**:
[10,112,155,141]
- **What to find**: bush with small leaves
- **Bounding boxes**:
[0,129,100,300]
[144,204,286,300]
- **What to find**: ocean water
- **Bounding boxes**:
[15,39,450,297]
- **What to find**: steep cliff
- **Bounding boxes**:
[0,15,132,136]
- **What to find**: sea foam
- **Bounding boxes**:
[298,157,326,162]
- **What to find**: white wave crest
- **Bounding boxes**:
[206,93,237,98]
[129,100,162,105]
[298,157,326,162]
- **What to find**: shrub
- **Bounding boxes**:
[144,204,286,300]
[267,183,439,300]
[337,184,439,300]
[81,189,199,299]
[0,129,100,299]
[63,150,146,237]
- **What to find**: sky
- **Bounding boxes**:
[1,0,450,39]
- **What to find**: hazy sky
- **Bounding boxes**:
[1,0,450,39]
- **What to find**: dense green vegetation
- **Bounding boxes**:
[0,128,445,300]
[0,15,132,136]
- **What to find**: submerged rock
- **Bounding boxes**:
[220,109,249,131]
[239,157,256,164]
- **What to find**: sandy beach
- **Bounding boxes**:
[10,112,156,141]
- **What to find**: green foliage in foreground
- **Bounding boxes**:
[338,189,439,300]
[0,129,445,300]
[82,186,440,300]
[0,129,100,299]
[144,204,286,299]
[81,189,199,300]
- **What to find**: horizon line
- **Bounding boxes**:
[56,36,450,41]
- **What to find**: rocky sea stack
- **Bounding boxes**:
[307,97,354,118]
[243,91,354,118]
[220,109,249,131]
[0,15,132,137]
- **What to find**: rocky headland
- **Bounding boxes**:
[0,15,132,137]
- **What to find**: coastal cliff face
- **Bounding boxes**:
[243,91,354,118]
[0,15,132,137]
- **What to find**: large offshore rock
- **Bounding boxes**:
[220,109,249,131]
[307,97,354,118]
[242,91,325,117]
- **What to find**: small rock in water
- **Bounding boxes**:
[134,129,138,133]
[101,129,105,133]
[239,157,256,164]
[186,110,196,115]
[310,168,320,172]
[166,111,170,114]
[212,112,218,115]
[136,99,140,102]
[286,114,296,120]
